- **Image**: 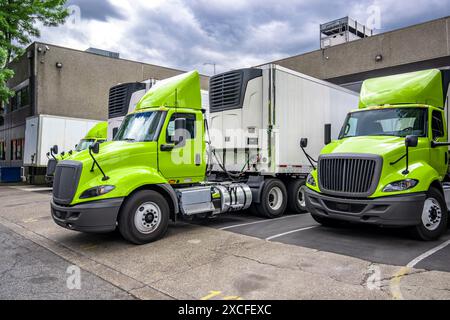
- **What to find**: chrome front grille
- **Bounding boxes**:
[318,154,382,197]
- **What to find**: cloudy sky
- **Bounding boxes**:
[35,0,449,75]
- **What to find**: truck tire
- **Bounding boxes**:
[118,190,170,244]
[256,179,288,218]
[411,187,448,241]
[287,179,307,214]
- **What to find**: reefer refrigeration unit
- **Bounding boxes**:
[209,64,359,176]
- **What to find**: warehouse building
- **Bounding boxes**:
[0,42,209,170]
[1,16,449,175]
[271,16,450,92]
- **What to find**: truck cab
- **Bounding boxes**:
[45,121,108,184]
[304,69,450,240]
[50,71,221,244]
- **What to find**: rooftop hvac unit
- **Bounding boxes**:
[320,17,373,49]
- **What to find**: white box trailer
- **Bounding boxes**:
[209,64,359,175]
[107,78,209,140]
[23,114,101,183]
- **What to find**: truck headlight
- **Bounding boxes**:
[383,179,418,192]
[80,185,115,199]
[306,173,316,186]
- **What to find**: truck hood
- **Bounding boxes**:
[322,136,407,159]
[67,140,158,172]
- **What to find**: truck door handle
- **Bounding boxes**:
[195,153,201,166]
[160,144,174,151]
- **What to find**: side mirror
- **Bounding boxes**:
[324,124,331,145]
[300,138,308,148]
[405,135,418,148]
[61,151,65,157]
[74,144,78,149]
[174,118,187,147]
[89,142,100,154]
[51,145,58,155]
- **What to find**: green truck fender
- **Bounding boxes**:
[373,160,444,198]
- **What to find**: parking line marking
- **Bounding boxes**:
[406,240,450,268]
[390,239,450,300]
[200,290,222,300]
[219,215,300,230]
[223,296,243,300]
[390,267,410,300]
[265,226,319,241]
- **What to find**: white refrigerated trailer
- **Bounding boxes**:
[23,115,101,184]
[207,64,359,214]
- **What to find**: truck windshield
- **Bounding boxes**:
[114,111,163,142]
[75,139,95,152]
[339,107,427,139]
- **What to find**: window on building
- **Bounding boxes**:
[10,138,24,160]
[10,85,30,112]
[0,141,5,160]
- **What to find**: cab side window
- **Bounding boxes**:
[431,110,445,140]
[166,113,196,143]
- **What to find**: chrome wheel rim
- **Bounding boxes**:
[134,202,161,234]
[268,186,283,211]
[422,198,442,231]
[298,186,306,208]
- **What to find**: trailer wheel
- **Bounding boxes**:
[118,190,170,244]
[287,179,307,214]
[256,179,288,218]
[411,187,448,241]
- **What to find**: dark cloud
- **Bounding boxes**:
[40,0,450,75]
[67,0,124,22]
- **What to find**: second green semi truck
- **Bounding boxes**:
[304,69,450,240]
[45,121,108,184]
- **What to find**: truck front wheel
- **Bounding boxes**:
[118,190,170,244]
[256,179,288,218]
[411,187,448,241]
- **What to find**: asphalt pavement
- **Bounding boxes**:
[0,223,133,300]
[192,211,450,272]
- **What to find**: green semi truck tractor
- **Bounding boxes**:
[46,121,108,184]
[51,71,230,244]
[304,69,450,240]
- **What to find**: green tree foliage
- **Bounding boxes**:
[0,0,69,103]
[0,46,13,104]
